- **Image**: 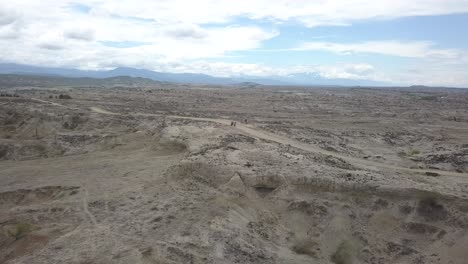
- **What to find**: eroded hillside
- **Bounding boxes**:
[1,85,468,263]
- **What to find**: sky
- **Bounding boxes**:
[1,0,468,86]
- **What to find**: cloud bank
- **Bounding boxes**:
[1,0,468,86]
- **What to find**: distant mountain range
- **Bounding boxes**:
[0,74,165,88]
[0,63,388,86]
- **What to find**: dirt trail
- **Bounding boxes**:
[82,187,97,225]
[31,98,80,110]
[89,107,121,115]
[236,124,468,177]
[28,101,468,178]
[85,106,468,178]
[31,98,67,107]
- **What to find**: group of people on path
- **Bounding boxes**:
[230,119,248,127]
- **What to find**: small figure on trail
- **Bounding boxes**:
[233,121,237,127]
[230,121,234,126]
[244,119,248,124]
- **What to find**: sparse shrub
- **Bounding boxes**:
[0,145,9,159]
[386,241,417,256]
[417,196,448,221]
[425,172,440,177]
[420,95,439,101]
[1,93,18,97]
[6,223,35,240]
[331,240,355,264]
[399,205,413,215]
[397,151,407,157]
[408,149,421,156]
[373,198,389,210]
[292,238,319,257]
[62,114,85,129]
[4,110,19,125]
[403,222,439,234]
[59,94,72,99]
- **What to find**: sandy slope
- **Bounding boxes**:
[1,88,466,264]
[86,105,468,178]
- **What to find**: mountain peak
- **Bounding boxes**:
[0,63,390,86]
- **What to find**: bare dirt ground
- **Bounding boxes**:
[1,85,468,264]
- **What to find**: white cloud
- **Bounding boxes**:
[296,41,463,59]
[38,43,64,50]
[292,41,468,86]
[1,0,468,86]
[163,61,381,81]
[0,1,279,62]
[0,23,21,39]
[0,11,17,26]
[56,0,468,27]
[281,63,388,82]
[164,24,208,40]
[0,6,23,39]
[64,28,95,41]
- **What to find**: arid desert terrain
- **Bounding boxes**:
[1,80,468,263]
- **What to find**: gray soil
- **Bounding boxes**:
[1,85,468,263]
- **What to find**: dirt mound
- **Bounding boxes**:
[273,185,467,263]
[0,142,50,161]
[152,140,187,156]
[417,196,449,222]
[250,175,283,197]
[0,186,80,208]
[423,151,468,172]
[0,133,121,160]
[165,162,233,188]
[54,132,121,154]
[0,230,50,263]
[61,114,88,130]
[287,200,328,217]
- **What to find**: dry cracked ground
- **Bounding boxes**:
[1,85,468,264]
